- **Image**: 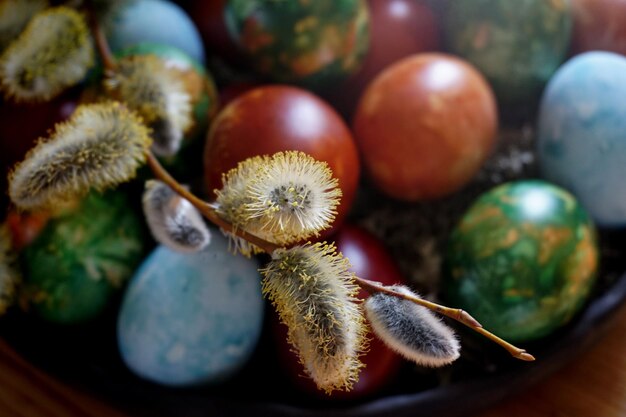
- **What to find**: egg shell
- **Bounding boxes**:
[443,0,572,107]
[224,0,370,90]
[444,180,599,342]
[102,0,205,64]
[117,231,264,387]
[538,51,626,227]
[203,85,360,235]
[571,0,626,55]
[21,192,147,324]
[353,53,497,201]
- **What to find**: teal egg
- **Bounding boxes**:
[443,180,598,342]
[443,0,572,107]
[538,51,626,227]
[21,192,147,324]
[103,0,205,64]
[117,231,264,387]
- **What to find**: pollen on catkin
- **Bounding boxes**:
[0,0,48,53]
[0,224,21,316]
[261,243,367,393]
[104,54,193,157]
[0,6,94,102]
[142,180,211,253]
[364,285,460,367]
[8,101,152,211]
[246,151,341,244]
[215,151,342,255]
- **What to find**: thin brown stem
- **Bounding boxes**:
[145,151,281,254]
[86,2,117,71]
[355,276,535,362]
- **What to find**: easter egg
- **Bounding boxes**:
[21,192,147,324]
[443,180,599,342]
[224,0,369,90]
[443,0,572,107]
[538,52,626,227]
[117,231,264,387]
[272,224,404,399]
[326,0,440,118]
[187,0,244,65]
[353,53,497,201]
[102,0,205,64]
[204,85,360,232]
[571,0,626,55]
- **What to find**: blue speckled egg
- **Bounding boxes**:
[117,230,264,386]
[538,51,626,227]
[103,0,205,64]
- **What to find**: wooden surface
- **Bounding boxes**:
[0,305,625,417]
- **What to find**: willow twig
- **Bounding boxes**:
[355,276,535,362]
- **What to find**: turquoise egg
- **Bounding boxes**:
[538,51,626,227]
[102,0,205,64]
[117,231,264,387]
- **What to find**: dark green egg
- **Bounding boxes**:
[225,0,369,90]
[443,0,572,107]
[21,192,147,324]
[443,180,598,342]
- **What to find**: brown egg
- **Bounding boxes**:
[203,85,360,232]
[353,53,497,201]
[325,0,440,118]
[571,0,626,55]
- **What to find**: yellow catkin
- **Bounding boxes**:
[261,243,367,393]
[0,6,93,102]
[104,54,193,157]
[8,102,152,211]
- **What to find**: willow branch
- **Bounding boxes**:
[355,276,535,362]
[145,152,281,254]
[86,2,117,71]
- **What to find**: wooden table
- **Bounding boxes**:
[1,305,625,417]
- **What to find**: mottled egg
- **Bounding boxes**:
[538,52,626,227]
[117,230,264,387]
[353,53,497,201]
[443,0,572,107]
[21,192,147,324]
[571,0,626,55]
[224,0,369,90]
[102,0,205,64]
[444,180,598,342]
[204,85,360,234]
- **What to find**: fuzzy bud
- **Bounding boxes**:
[261,243,367,393]
[365,285,460,367]
[0,0,48,52]
[142,180,210,253]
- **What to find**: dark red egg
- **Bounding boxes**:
[204,85,360,232]
[326,0,440,118]
[186,0,244,65]
[353,53,497,201]
[571,0,626,55]
[272,224,405,399]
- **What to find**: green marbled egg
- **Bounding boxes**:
[21,192,147,324]
[443,0,572,107]
[443,180,598,342]
[225,0,369,90]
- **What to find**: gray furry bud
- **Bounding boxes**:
[142,180,210,253]
[365,285,460,367]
